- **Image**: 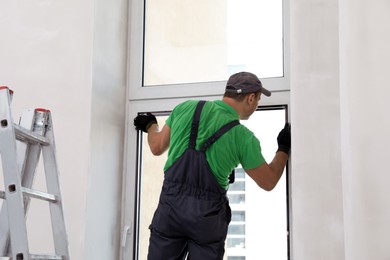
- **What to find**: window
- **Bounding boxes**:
[126,0,289,101]
[143,0,284,86]
[122,0,290,258]
[134,107,289,260]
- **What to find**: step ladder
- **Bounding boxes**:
[0,86,70,260]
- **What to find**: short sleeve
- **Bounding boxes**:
[239,130,266,170]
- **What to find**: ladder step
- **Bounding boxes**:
[21,188,57,203]
[0,189,56,202]
[0,254,65,260]
[14,124,50,145]
[30,254,65,260]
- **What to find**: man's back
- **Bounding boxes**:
[165,100,265,189]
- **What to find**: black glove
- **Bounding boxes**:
[277,122,291,154]
[134,112,157,133]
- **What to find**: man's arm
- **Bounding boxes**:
[133,113,170,156]
[147,123,170,156]
[245,151,288,191]
[245,122,291,191]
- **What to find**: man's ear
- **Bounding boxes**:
[247,93,256,103]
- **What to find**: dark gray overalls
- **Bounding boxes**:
[147,101,240,260]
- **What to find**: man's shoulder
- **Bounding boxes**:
[174,99,218,113]
[175,100,198,109]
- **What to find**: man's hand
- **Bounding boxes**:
[277,122,291,154]
[134,112,157,133]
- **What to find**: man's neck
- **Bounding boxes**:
[222,97,243,119]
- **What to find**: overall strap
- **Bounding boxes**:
[189,100,206,150]
[200,120,240,152]
[200,120,240,184]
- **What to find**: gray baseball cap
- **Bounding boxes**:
[225,72,271,97]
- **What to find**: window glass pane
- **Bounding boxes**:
[225,108,288,260]
[143,0,283,86]
[137,116,168,260]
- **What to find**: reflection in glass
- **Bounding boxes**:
[227,238,246,249]
[228,194,245,204]
[231,211,245,222]
[229,180,245,191]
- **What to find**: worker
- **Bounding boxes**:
[134,71,291,260]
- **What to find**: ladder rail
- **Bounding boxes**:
[0,87,31,259]
[41,117,69,257]
[0,109,44,256]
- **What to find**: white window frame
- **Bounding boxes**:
[120,0,291,259]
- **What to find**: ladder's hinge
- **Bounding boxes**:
[33,109,51,134]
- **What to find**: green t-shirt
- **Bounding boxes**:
[165,100,266,189]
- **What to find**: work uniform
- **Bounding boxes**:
[165,100,265,189]
[148,100,266,260]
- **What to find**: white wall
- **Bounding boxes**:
[84,0,128,258]
[2,0,390,259]
[0,0,127,259]
[291,0,390,259]
[339,0,390,259]
[290,0,345,259]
